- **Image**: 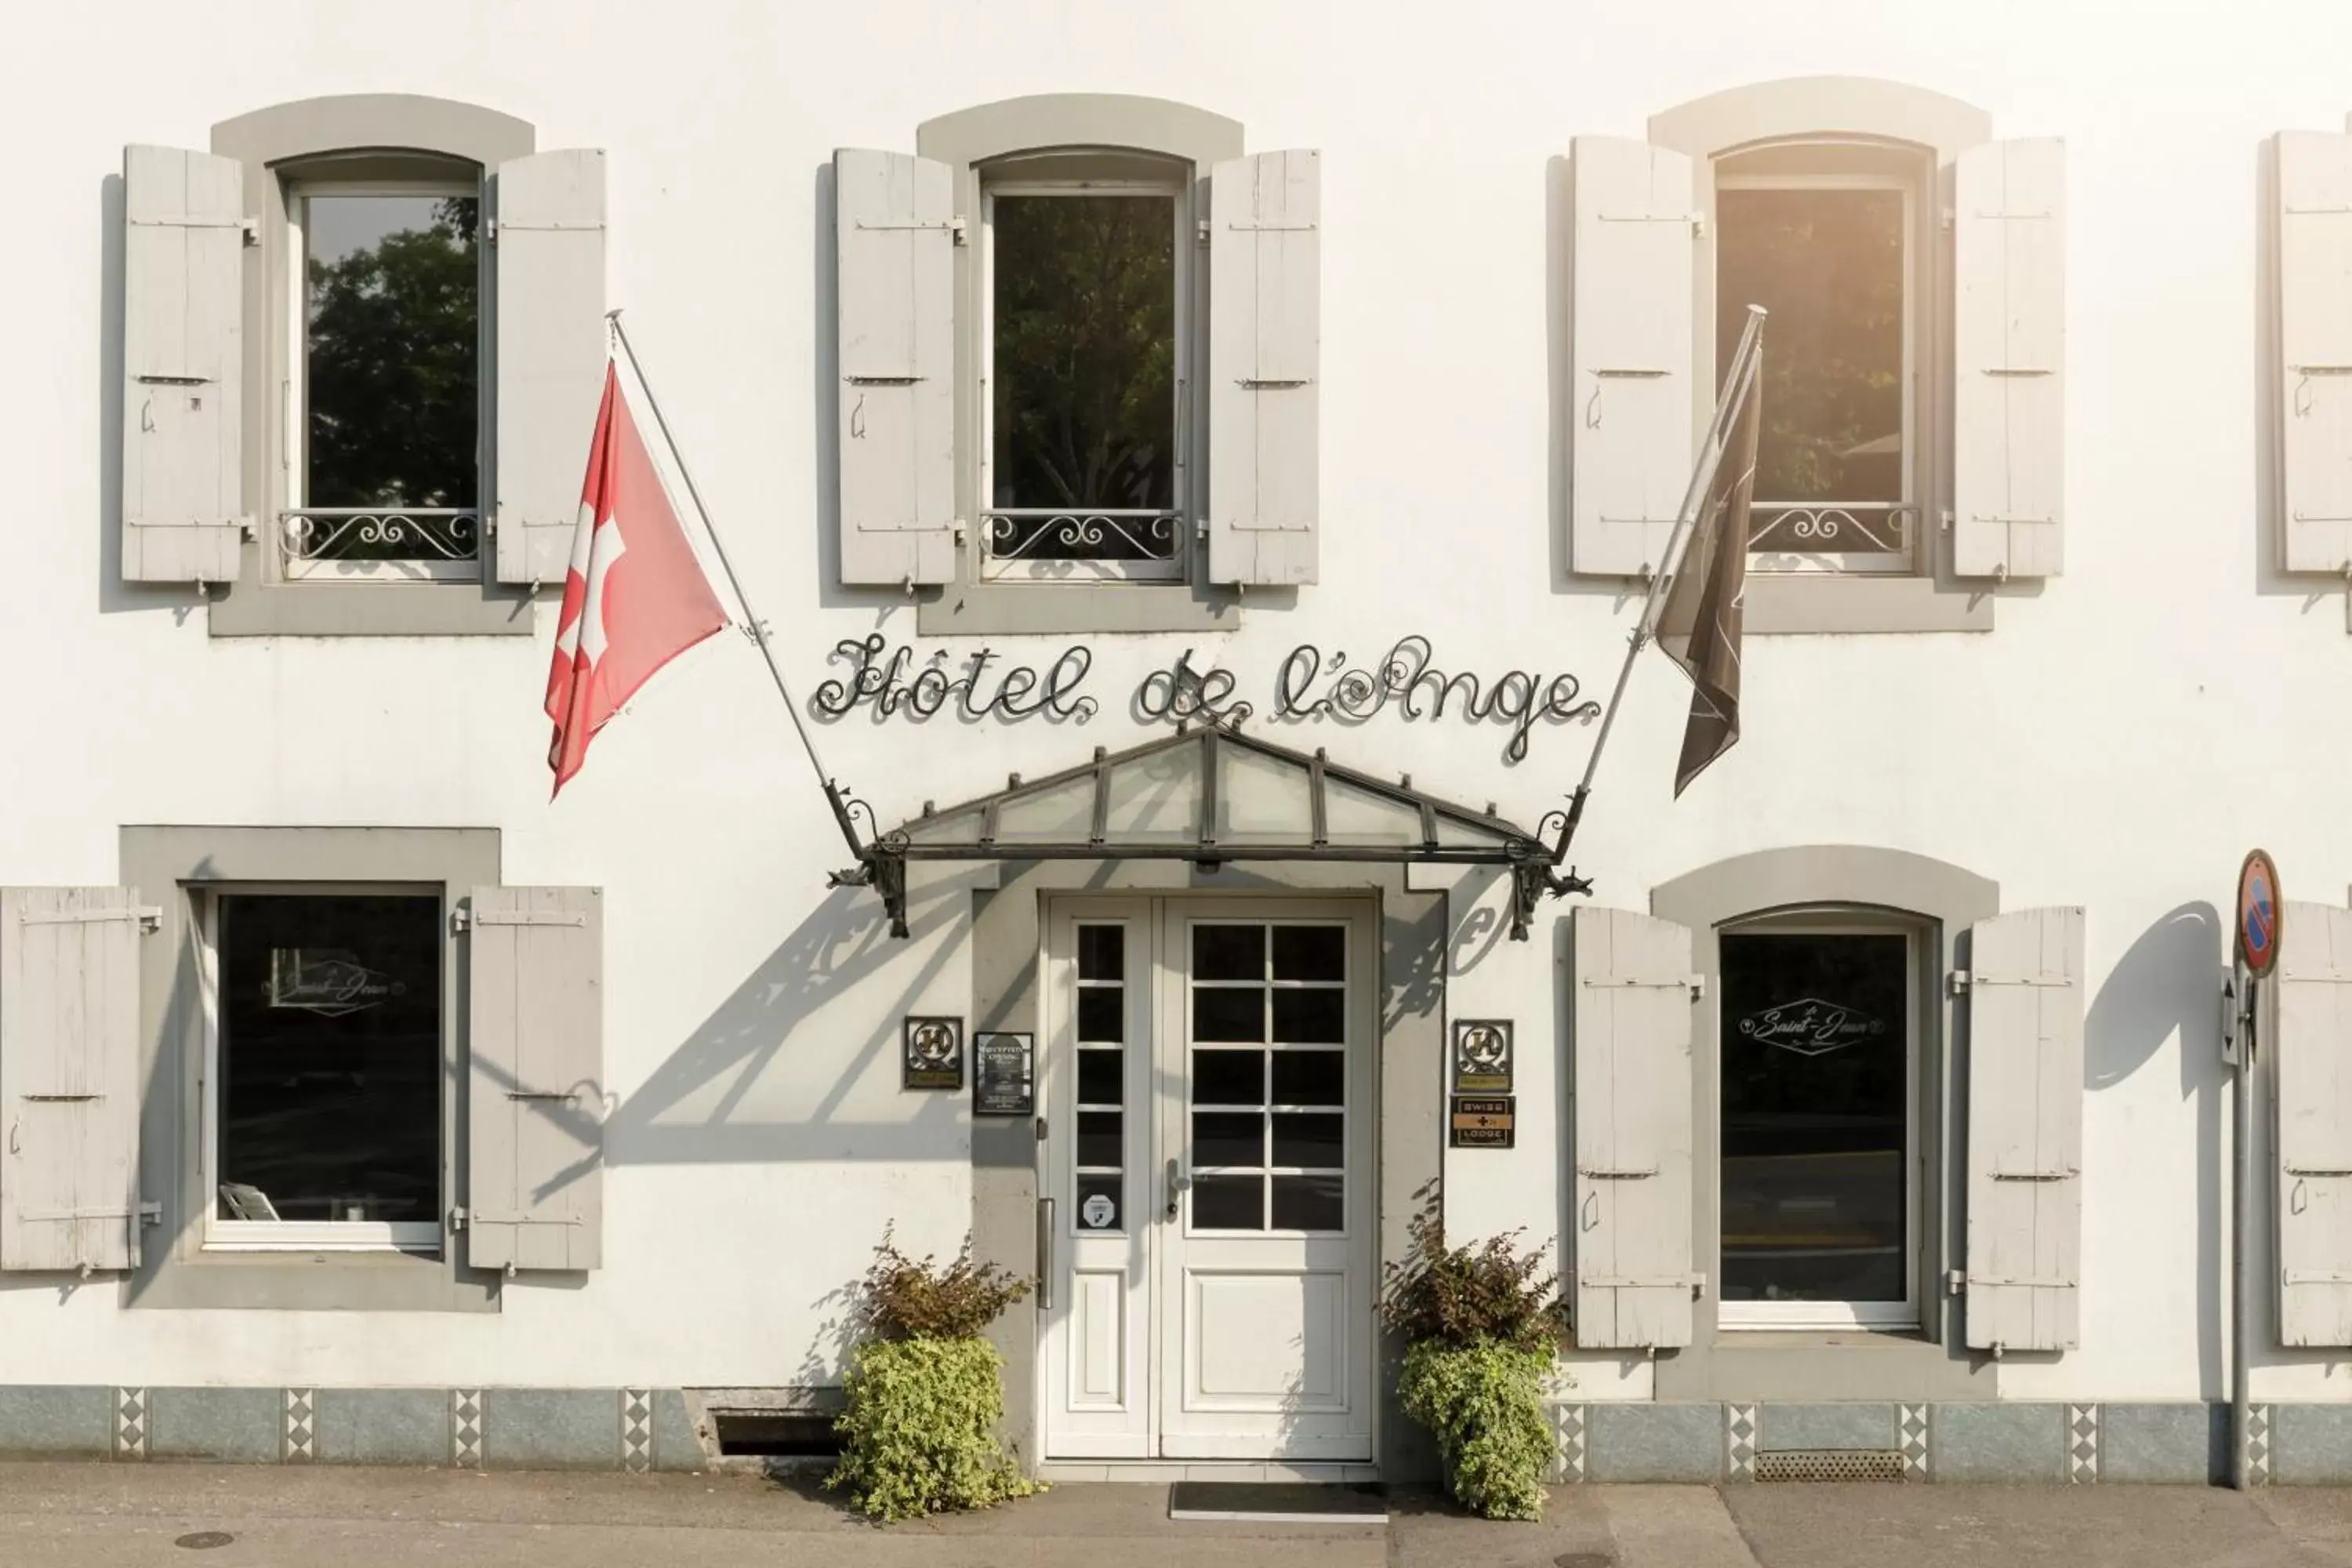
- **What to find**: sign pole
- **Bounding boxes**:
[2230,849,2282,1490]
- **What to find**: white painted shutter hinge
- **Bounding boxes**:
[1947,1269,1966,1296]
[1197,218,1212,246]
[1948,968,1969,995]
[450,1206,468,1231]
[1942,205,1955,231]
[485,216,498,245]
[138,1201,162,1225]
[452,907,470,935]
[1691,212,1706,238]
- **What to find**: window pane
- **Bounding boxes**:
[1077,924,1124,982]
[1272,925,1345,982]
[1192,1174,1264,1231]
[1076,1173,1124,1233]
[1719,930,1910,1304]
[1272,1050,1345,1107]
[1192,1049,1265,1107]
[1076,1111,1123,1170]
[1272,987,1345,1044]
[1077,987,1123,1044]
[1272,1112,1343,1168]
[1272,1174,1344,1232]
[300,192,481,564]
[216,892,441,1224]
[1192,1111,1265,1169]
[1715,187,1907,559]
[1192,986,1265,1043]
[1076,1047,1123,1106]
[990,194,1177,521]
[1192,924,1265,981]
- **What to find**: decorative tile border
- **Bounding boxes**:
[2247,1403,2272,1486]
[2067,1403,2098,1483]
[451,1388,484,1469]
[622,1388,652,1473]
[1547,1403,1587,1483]
[284,1388,315,1463]
[1900,1403,1929,1480]
[113,1388,146,1461]
[1726,1403,1759,1482]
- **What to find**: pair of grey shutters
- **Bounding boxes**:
[1566,135,2067,580]
[1566,902,2085,1353]
[120,145,608,589]
[0,884,602,1275]
[833,147,1321,589]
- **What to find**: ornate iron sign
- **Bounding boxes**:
[902,1016,965,1091]
[1451,1019,1515,1094]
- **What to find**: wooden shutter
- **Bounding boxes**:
[121,145,245,585]
[2274,901,2352,1346]
[1955,138,2067,579]
[2276,131,2352,573]
[1569,136,1694,578]
[1963,906,2085,1352]
[1208,149,1321,586]
[835,149,956,588]
[466,887,604,1272]
[0,888,151,1273]
[495,150,608,586]
[1568,905,1696,1348]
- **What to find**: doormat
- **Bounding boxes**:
[1167,1481,1388,1523]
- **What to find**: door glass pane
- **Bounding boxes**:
[1192,987,1265,1043]
[1076,1048,1123,1105]
[1272,1049,1345,1107]
[1272,1174,1344,1232]
[1192,924,1265,980]
[1076,1173,1123,1233]
[1272,1112,1343,1167]
[1272,988,1345,1044]
[1076,988,1123,1043]
[1192,1174,1263,1231]
[215,893,441,1225]
[1191,1049,1264,1106]
[1272,925,1345,981]
[1076,1111,1123,1169]
[1719,931,1910,1304]
[1192,1111,1263,1169]
[1077,924,1123,982]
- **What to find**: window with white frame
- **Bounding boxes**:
[1714,146,1919,574]
[200,888,444,1252]
[981,153,1189,581]
[282,169,485,583]
[1716,916,1919,1331]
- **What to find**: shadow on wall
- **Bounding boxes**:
[2083,901,2226,1399]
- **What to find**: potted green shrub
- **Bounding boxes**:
[1377,1199,1565,1520]
[826,1230,1040,1523]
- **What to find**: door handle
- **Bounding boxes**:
[1036,1197,1054,1312]
[1166,1158,1190,1219]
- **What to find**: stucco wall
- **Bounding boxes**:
[4,0,2350,1408]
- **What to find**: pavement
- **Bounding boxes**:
[0,1463,2350,1566]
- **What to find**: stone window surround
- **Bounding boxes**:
[1649,844,1998,1402]
[206,95,539,638]
[120,825,502,1312]
[1650,76,2000,636]
[913,94,1248,638]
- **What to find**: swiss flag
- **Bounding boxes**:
[544,365,728,795]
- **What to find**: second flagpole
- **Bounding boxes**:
[604,310,869,867]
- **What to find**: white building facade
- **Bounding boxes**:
[5,0,2352,1484]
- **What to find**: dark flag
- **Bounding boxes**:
[1653,370,1760,797]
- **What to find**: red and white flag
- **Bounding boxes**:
[545,365,728,795]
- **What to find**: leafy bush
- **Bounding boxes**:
[859,1232,1031,1341]
[1399,1339,1553,1522]
[828,1336,1039,1522]
[1376,1197,1563,1354]
[827,1230,1040,1523]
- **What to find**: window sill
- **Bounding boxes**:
[917,577,1245,637]
[1743,573,1993,635]
[208,577,539,637]
[129,1247,499,1312]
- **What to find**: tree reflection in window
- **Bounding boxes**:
[303,192,480,554]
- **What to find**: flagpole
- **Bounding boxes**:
[604,310,869,868]
[1545,305,1766,862]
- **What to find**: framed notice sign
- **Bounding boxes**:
[1451,1019,1515,1094]
[973,1032,1035,1117]
[1450,1095,1515,1149]
[902,1016,965,1091]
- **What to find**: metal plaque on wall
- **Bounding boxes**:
[1451,1018,1515,1093]
[1450,1095,1515,1149]
[902,1016,965,1091]
[973,1032,1035,1116]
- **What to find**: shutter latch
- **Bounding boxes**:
[138,1201,162,1226]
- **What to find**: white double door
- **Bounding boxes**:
[1040,897,1375,1461]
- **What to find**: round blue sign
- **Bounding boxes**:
[2238,850,2281,979]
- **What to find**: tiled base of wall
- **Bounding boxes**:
[1539,1401,2352,1484]
[0,1388,703,1472]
